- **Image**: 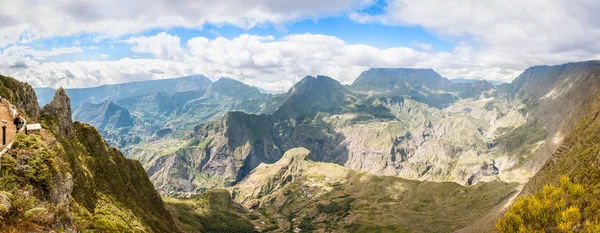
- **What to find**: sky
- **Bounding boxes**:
[1,0,600,92]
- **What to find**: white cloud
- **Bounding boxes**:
[352,0,600,71]
[1,46,82,60]
[127,32,185,61]
[2,0,598,92]
[0,33,522,92]
[409,41,434,51]
[0,0,375,47]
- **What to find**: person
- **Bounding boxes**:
[13,114,24,131]
[10,106,16,119]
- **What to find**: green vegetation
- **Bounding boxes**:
[502,95,600,232]
[164,189,256,233]
[52,121,176,232]
[497,176,600,232]
[233,149,519,232]
[0,133,68,232]
[495,120,547,158]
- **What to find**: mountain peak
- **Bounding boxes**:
[352,68,448,90]
[214,77,242,85]
[42,87,74,137]
[290,75,342,95]
[212,77,263,98]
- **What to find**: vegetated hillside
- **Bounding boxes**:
[231,147,519,232]
[496,93,600,232]
[450,78,506,86]
[164,189,257,233]
[351,68,494,108]
[0,77,176,232]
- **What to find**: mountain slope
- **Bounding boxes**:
[231,148,519,232]
[151,62,600,199]
[495,91,600,232]
[73,101,134,132]
[351,68,493,108]
[145,71,526,196]
[501,61,600,175]
[0,78,177,232]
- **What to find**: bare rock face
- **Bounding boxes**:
[42,88,74,137]
[13,82,41,121]
[0,75,41,121]
[50,172,75,232]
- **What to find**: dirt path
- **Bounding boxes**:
[0,101,18,150]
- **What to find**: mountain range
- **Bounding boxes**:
[21,60,600,232]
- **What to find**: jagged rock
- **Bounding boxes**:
[42,88,74,137]
[0,75,40,121]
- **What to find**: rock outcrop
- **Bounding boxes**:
[0,75,40,121]
[42,88,74,137]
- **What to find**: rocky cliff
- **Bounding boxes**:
[0,74,40,121]
[42,88,74,137]
[0,76,179,232]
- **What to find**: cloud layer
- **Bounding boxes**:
[0,0,374,47]
[0,32,525,92]
[353,0,600,69]
[1,0,600,92]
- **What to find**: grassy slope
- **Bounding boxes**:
[501,94,600,230]
[1,118,178,232]
[163,189,256,233]
[51,120,177,232]
[232,148,519,233]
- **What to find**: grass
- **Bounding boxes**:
[232,149,519,232]
[163,189,257,233]
[35,114,178,232]
[495,120,547,159]
[0,132,69,231]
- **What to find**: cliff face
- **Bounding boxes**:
[506,61,600,174]
[0,76,178,232]
[0,75,40,121]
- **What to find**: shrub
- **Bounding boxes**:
[497,176,594,232]
[24,207,54,225]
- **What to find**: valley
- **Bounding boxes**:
[4,1,600,232]
[3,60,595,232]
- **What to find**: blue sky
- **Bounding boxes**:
[31,15,455,63]
[1,0,599,91]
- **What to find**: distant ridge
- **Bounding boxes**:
[35,75,212,107]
